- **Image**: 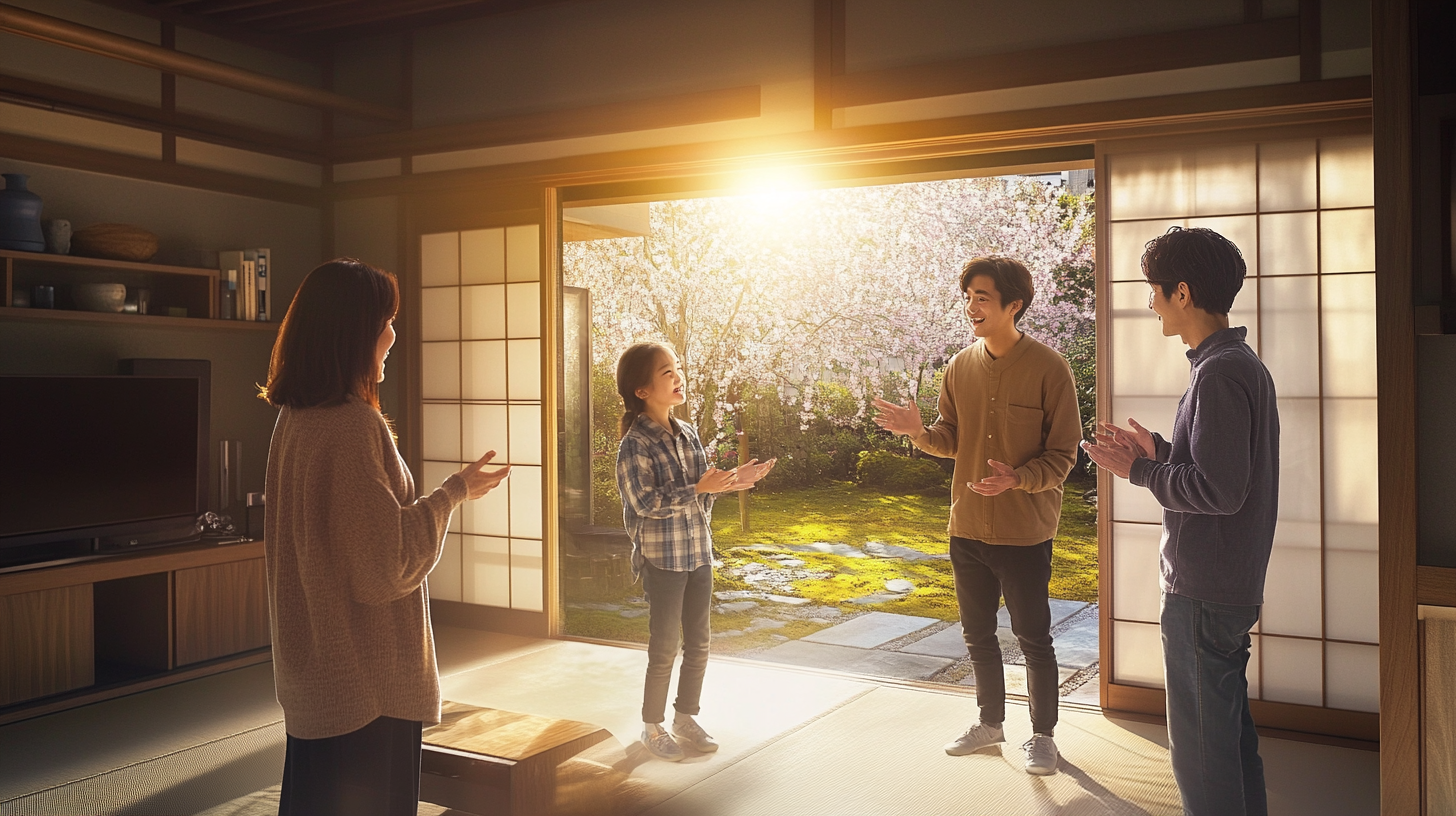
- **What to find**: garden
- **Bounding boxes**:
[560,174,1098,667]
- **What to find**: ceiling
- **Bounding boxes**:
[135,0,571,41]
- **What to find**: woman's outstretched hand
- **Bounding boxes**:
[730,457,778,490]
[458,450,512,500]
[696,467,738,494]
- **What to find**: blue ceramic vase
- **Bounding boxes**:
[0,174,45,252]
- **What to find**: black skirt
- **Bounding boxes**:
[278,715,422,816]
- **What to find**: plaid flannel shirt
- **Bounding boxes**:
[616,413,715,576]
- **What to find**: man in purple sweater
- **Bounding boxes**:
[1083,227,1278,816]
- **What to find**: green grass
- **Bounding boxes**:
[561,477,1099,644]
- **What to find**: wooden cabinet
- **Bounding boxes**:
[0,541,270,722]
[175,560,271,666]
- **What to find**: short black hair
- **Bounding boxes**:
[959,256,1035,323]
[1141,226,1246,315]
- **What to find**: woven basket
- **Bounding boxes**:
[71,223,159,262]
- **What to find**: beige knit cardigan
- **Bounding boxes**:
[264,397,466,740]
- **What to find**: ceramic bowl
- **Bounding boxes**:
[71,224,159,262]
[71,283,127,313]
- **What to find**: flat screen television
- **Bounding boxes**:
[0,372,209,569]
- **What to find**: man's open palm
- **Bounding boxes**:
[872,398,924,436]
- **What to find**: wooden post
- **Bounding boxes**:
[736,407,750,533]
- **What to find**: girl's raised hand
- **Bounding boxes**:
[457,450,512,500]
[732,457,778,489]
[695,467,738,494]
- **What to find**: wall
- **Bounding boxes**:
[1418,335,1456,566]
[0,159,322,511]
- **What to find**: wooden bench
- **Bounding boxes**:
[419,701,615,816]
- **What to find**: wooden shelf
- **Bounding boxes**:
[0,248,219,277]
[0,305,276,331]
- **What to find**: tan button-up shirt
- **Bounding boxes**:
[912,334,1082,546]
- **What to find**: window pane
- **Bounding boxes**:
[508,404,542,466]
[1261,635,1323,705]
[463,404,509,465]
[462,535,510,607]
[1320,209,1376,273]
[1191,144,1257,216]
[421,287,459,341]
[1324,397,1379,527]
[1259,212,1317,276]
[1109,218,1183,281]
[1258,140,1318,212]
[462,285,505,340]
[1109,151,1189,220]
[1248,634,1262,699]
[1187,215,1258,276]
[1319,135,1375,209]
[1326,549,1379,643]
[1110,397,1180,523]
[463,472,509,536]
[421,342,459,400]
[1111,282,1189,397]
[1262,545,1321,637]
[1260,277,1320,397]
[461,228,505,284]
[1276,399,1323,524]
[506,224,540,282]
[428,533,462,602]
[511,538,544,612]
[1326,642,1379,712]
[422,403,460,462]
[509,465,543,539]
[506,282,541,338]
[463,340,507,401]
[420,232,458,286]
[508,340,542,400]
[1228,276,1259,352]
[1113,620,1165,688]
[1322,273,1377,397]
[1112,522,1162,624]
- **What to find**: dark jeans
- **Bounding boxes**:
[278,715,422,816]
[1161,591,1267,816]
[949,536,1059,734]
[641,561,712,723]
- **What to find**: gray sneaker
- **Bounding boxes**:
[944,722,1005,756]
[642,726,685,762]
[1023,734,1058,775]
[672,714,719,753]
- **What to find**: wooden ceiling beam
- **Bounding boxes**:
[79,0,323,62]
[0,3,403,121]
[280,0,487,34]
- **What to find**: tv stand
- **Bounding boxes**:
[0,538,270,725]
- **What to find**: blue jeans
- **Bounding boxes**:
[1161,591,1267,816]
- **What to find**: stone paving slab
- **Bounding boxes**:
[896,624,1018,659]
[802,612,939,649]
[751,639,953,681]
[1051,612,1099,670]
[994,598,1089,630]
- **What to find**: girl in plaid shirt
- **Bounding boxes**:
[614,342,775,761]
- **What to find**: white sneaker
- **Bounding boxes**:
[1023,734,1058,775]
[642,725,684,762]
[672,713,719,753]
[944,722,1005,756]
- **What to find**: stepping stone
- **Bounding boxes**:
[958,663,1076,693]
[995,598,1089,630]
[803,611,938,649]
[716,601,759,614]
[884,579,915,594]
[898,624,1018,658]
[769,634,790,642]
[748,618,785,631]
[781,542,869,558]
[619,609,647,619]
[1062,677,1100,705]
[774,559,806,567]
[716,630,745,638]
[715,590,760,601]
[764,594,812,605]
[1052,612,1100,669]
[568,602,622,612]
[863,541,947,561]
[751,639,953,681]
[847,592,905,605]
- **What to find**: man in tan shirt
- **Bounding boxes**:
[874,256,1081,776]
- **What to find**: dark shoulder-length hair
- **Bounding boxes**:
[261,258,399,410]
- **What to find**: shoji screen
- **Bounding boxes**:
[418,226,545,613]
[1105,136,1378,718]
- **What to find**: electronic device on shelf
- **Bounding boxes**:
[0,360,210,569]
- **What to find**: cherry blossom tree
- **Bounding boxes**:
[564,176,1094,442]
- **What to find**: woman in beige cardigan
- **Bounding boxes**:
[261,258,509,816]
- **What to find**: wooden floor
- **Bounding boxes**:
[0,626,1381,816]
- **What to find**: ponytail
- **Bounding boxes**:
[616,342,672,439]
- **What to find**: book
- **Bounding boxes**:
[218,250,244,321]
[243,251,257,321]
[256,248,270,321]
